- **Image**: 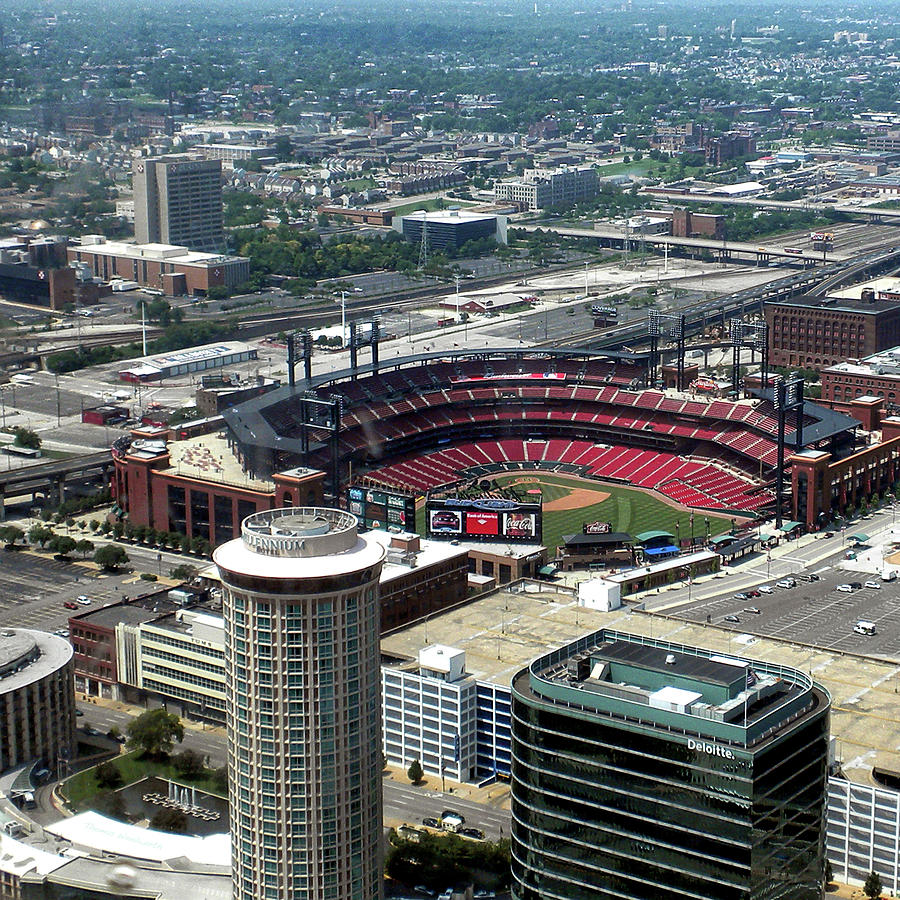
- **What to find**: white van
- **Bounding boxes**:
[854,621,877,636]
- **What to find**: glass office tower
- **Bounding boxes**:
[214,508,385,900]
[510,629,830,900]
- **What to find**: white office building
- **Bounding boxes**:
[382,645,478,783]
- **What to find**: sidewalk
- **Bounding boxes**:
[382,763,510,810]
[78,693,226,737]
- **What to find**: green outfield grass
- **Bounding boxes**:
[489,472,736,553]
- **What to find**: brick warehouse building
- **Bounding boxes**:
[765,292,900,371]
[67,235,250,297]
[821,345,900,406]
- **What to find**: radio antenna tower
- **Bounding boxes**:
[418,210,429,270]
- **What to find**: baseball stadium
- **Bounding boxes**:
[223,347,861,542]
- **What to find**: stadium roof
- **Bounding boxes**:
[222,347,651,458]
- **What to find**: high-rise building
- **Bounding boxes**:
[510,629,830,900]
[133,154,224,252]
[214,507,386,900]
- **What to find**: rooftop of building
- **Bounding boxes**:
[0,831,67,880]
[125,340,257,372]
[399,209,501,224]
[72,236,244,267]
[213,507,386,578]
[526,630,816,747]
[367,530,468,584]
[71,592,183,630]
[379,584,900,783]
[166,431,275,492]
[770,289,900,314]
[0,629,71,694]
[823,343,900,377]
[141,603,224,639]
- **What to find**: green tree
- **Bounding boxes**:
[11,426,41,450]
[95,760,124,790]
[150,806,188,833]
[170,563,198,581]
[125,708,185,758]
[94,543,130,570]
[96,790,126,820]
[172,749,205,778]
[75,538,95,558]
[407,759,424,784]
[49,535,77,557]
[28,524,53,547]
[864,870,883,899]
[0,525,24,548]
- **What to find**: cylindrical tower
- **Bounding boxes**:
[214,508,386,900]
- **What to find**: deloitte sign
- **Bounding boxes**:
[687,738,735,760]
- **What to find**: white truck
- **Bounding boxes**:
[111,280,139,292]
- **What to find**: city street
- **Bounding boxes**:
[68,703,512,839]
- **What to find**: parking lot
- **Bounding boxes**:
[0,550,136,633]
[649,509,900,660]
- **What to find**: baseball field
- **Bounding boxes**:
[455,471,737,553]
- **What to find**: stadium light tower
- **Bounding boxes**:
[772,373,804,528]
[729,319,769,397]
[647,311,686,389]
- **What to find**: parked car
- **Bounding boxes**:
[414,887,436,898]
[746,589,761,598]
[732,592,749,602]
[459,827,486,840]
[836,584,855,593]
[865,580,882,590]
[63,601,78,610]
[743,607,761,615]
[422,817,440,828]
[758,585,774,594]
[723,615,740,623]
[776,578,796,589]
[76,595,91,606]
[824,531,835,538]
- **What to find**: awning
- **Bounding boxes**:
[778,521,802,533]
[538,564,558,576]
[643,545,680,556]
[849,533,869,543]
[635,530,676,544]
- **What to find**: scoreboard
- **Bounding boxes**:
[347,485,416,532]
[426,497,542,543]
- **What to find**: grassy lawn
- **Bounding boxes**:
[390,197,477,217]
[485,472,735,553]
[594,158,660,178]
[62,751,226,811]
